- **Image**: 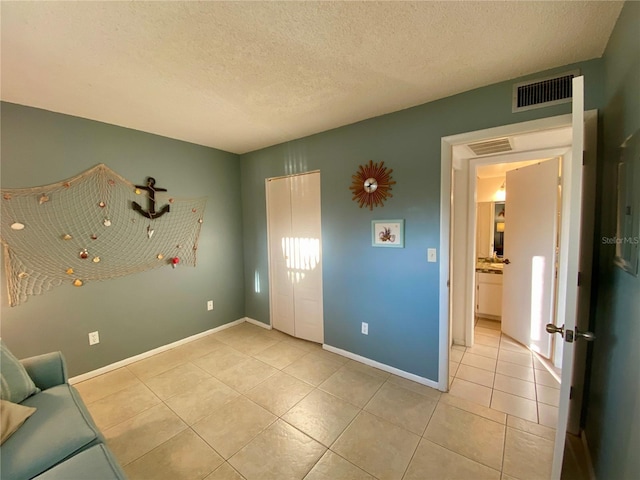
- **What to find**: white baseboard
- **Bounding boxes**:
[322,344,440,391]
[245,317,271,330]
[70,318,440,393]
[69,318,246,384]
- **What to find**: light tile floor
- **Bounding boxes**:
[76,321,556,480]
[450,318,562,428]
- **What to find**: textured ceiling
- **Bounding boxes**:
[1,1,623,154]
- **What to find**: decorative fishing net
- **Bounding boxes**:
[1,164,206,306]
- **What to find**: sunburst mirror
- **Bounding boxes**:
[349,160,396,210]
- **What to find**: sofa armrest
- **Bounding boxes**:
[20,352,68,390]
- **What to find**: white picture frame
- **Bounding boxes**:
[372,219,404,248]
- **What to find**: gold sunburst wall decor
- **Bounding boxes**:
[349,160,396,210]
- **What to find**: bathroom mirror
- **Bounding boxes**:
[494,202,505,257]
[476,201,506,258]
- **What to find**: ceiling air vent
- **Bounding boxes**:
[467,137,512,156]
[512,70,580,113]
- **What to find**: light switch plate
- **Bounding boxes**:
[88,331,100,346]
[427,248,437,262]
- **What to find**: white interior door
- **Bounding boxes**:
[290,173,324,343]
[566,109,598,434]
[501,157,559,358]
[266,176,295,336]
[266,172,324,343]
[551,76,586,479]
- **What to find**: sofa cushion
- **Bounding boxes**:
[33,444,127,480]
[0,384,103,480]
[0,399,36,445]
[0,339,40,403]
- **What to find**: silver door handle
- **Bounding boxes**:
[575,328,596,341]
[546,323,595,342]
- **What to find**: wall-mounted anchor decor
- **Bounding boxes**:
[132,177,171,219]
[349,160,396,210]
[0,164,207,306]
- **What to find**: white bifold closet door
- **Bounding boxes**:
[266,171,324,344]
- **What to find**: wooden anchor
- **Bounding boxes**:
[132,177,170,219]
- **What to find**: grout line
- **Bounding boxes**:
[500,422,509,476]
[400,432,422,479]
[323,449,378,479]
[533,368,542,424]
[421,429,504,473]
[188,422,226,466]
[97,399,163,439]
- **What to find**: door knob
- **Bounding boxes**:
[503,258,511,265]
[545,323,564,337]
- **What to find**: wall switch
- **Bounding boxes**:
[427,248,437,262]
[361,322,369,335]
[207,300,214,311]
[88,331,100,346]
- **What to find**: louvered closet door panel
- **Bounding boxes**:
[267,177,295,337]
[290,172,324,343]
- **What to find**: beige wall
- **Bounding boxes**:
[477,176,505,202]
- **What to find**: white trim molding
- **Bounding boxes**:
[439,113,579,393]
[69,317,246,384]
[323,344,439,390]
[245,317,272,329]
[71,317,440,395]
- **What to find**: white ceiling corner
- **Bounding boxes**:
[0,1,624,154]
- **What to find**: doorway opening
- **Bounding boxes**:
[471,156,564,362]
[450,151,566,425]
[440,79,597,478]
[438,115,578,392]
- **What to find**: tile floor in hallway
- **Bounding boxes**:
[449,318,562,429]
[75,320,556,480]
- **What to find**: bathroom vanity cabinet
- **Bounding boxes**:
[475,272,503,318]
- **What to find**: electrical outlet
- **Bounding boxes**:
[207,300,214,311]
[361,322,368,335]
[427,248,437,262]
[88,331,100,346]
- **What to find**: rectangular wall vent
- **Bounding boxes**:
[467,137,512,156]
[512,70,580,112]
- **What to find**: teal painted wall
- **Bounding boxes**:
[586,2,640,477]
[0,102,245,377]
[241,59,605,381]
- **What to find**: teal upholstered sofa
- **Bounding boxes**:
[0,350,126,480]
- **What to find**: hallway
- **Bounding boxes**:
[450,318,562,428]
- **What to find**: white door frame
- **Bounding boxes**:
[439,113,586,392]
